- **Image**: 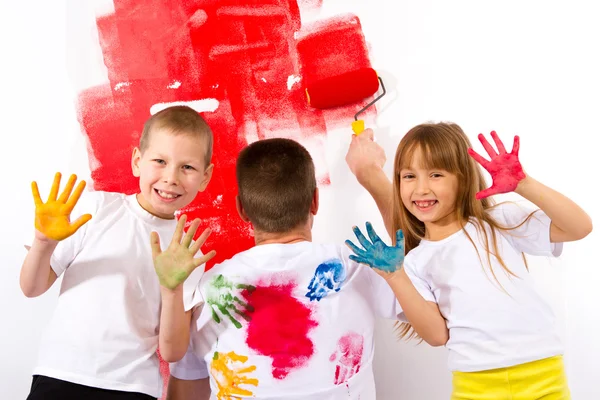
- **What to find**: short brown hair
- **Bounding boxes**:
[139,106,213,166]
[236,138,316,233]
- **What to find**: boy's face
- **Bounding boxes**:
[131,128,213,219]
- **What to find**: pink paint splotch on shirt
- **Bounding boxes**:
[330,332,364,385]
[242,280,318,379]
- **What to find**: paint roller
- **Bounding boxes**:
[304,67,386,134]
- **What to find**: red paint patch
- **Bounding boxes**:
[242,280,318,379]
[75,2,376,396]
[77,3,377,271]
[330,332,364,385]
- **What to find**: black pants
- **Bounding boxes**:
[27,375,157,400]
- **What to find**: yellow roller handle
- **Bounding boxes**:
[352,120,365,135]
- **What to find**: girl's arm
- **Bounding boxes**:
[469,131,592,242]
[346,129,395,238]
[347,224,448,347]
[516,176,592,242]
[386,270,448,346]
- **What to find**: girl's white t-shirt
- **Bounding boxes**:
[403,201,564,372]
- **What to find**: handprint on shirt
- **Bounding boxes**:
[206,274,255,329]
[306,258,346,301]
[210,351,259,400]
[330,332,364,385]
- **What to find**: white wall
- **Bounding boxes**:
[2,1,599,399]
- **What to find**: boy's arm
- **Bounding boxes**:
[345,129,395,238]
[152,215,216,363]
[159,287,194,362]
[20,239,59,297]
[166,376,211,400]
[20,173,91,297]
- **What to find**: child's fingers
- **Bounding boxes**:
[365,222,382,244]
[395,230,404,249]
[192,249,217,268]
[348,254,371,267]
[190,227,212,255]
[490,131,507,154]
[352,226,371,250]
[58,174,77,204]
[511,135,520,156]
[182,218,201,248]
[150,231,162,259]
[171,214,187,246]
[69,214,92,234]
[48,172,62,202]
[475,185,499,200]
[467,148,490,169]
[345,240,368,258]
[66,180,87,211]
[478,133,498,159]
[31,181,43,206]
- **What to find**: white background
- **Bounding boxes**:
[1,1,599,399]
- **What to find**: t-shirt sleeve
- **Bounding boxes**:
[169,344,209,380]
[398,255,437,322]
[24,190,100,277]
[403,256,436,303]
[489,201,562,257]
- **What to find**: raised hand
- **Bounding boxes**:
[31,172,92,241]
[345,222,405,275]
[468,131,526,200]
[345,128,386,181]
[151,214,216,290]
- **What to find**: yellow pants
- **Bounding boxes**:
[451,356,570,400]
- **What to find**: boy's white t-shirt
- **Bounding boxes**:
[30,191,202,398]
[403,202,564,372]
[170,242,403,400]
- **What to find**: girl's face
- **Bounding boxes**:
[399,147,460,239]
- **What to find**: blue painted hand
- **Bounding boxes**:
[345,222,405,274]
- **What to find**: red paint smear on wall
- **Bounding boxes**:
[75,0,376,396]
[242,280,317,379]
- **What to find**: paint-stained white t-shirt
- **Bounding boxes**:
[403,201,564,372]
[28,191,202,398]
[170,242,403,400]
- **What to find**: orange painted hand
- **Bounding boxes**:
[210,351,259,400]
[32,172,92,241]
[151,214,217,290]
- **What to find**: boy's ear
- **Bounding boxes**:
[235,195,251,223]
[310,187,319,216]
[131,147,142,177]
[197,163,214,192]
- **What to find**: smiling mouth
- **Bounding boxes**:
[154,189,182,200]
[414,200,437,210]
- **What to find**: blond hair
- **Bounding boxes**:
[139,106,213,167]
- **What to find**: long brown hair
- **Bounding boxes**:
[392,123,535,340]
